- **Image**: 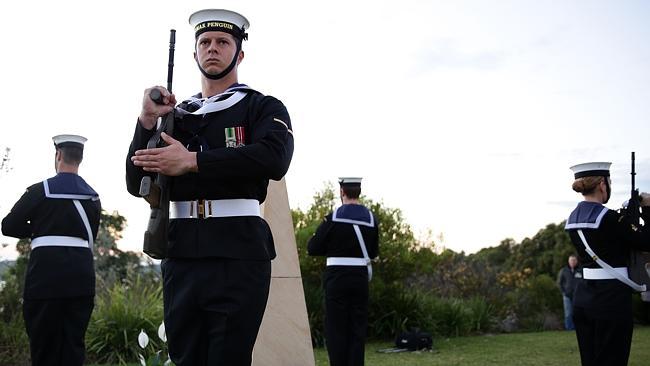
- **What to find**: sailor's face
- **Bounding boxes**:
[194,31,240,74]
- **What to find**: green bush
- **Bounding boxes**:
[369,288,498,339]
[368,284,423,339]
[0,250,30,365]
[431,297,472,337]
[85,273,164,365]
[504,274,562,331]
[464,296,496,333]
[0,315,29,365]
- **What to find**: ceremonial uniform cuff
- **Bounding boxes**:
[134,118,157,147]
[136,118,158,133]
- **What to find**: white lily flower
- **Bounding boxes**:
[158,322,167,342]
[138,353,146,366]
[138,329,150,349]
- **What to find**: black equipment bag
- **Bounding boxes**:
[395,328,433,351]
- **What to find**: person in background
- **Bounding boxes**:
[557,254,583,330]
[308,177,379,366]
[2,134,101,366]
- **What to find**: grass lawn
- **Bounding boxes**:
[89,326,650,365]
[313,326,650,366]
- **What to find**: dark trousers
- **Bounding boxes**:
[574,306,634,366]
[162,258,271,366]
[22,296,94,366]
[324,268,369,366]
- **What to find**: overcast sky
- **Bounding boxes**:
[2,0,650,260]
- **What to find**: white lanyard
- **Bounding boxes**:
[353,224,372,281]
[73,200,94,252]
[577,229,645,292]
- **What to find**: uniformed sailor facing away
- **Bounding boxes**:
[308,177,379,366]
[565,162,650,366]
[126,8,294,366]
[1,135,101,366]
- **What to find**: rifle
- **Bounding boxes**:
[624,152,650,301]
[627,152,641,225]
[139,29,176,259]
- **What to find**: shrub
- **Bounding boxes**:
[368,284,423,339]
[503,274,562,331]
[0,253,30,365]
[431,298,471,337]
[465,296,496,333]
[86,273,164,365]
[0,315,29,365]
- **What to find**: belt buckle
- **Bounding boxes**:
[195,199,213,219]
[197,200,206,219]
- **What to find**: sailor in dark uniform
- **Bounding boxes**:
[308,177,379,366]
[1,134,100,366]
[565,162,650,366]
[126,9,293,366]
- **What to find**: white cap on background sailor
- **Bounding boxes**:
[47,134,97,198]
[339,177,363,188]
[52,134,87,150]
[189,9,250,80]
[570,161,612,203]
[569,162,611,179]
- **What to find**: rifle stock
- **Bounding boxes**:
[140,29,176,259]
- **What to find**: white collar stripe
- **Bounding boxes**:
[332,207,374,227]
[43,180,96,200]
[565,206,609,229]
[331,217,375,227]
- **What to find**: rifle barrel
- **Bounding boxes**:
[632,152,636,189]
[167,29,176,93]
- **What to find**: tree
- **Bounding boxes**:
[499,222,573,277]
[94,210,142,284]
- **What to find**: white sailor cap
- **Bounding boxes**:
[570,162,611,179]
[52,134,87,149]
[189,9,249,40]
[339,177,363,187]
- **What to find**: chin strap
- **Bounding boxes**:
[196,42,242,80]
[604,177,611,204]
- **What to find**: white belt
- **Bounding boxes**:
[327,257,369,266]
[583,267,629,280]
[31,236,89,249]
[170,199,260,219]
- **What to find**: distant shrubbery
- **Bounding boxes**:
[293,185,648,346]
